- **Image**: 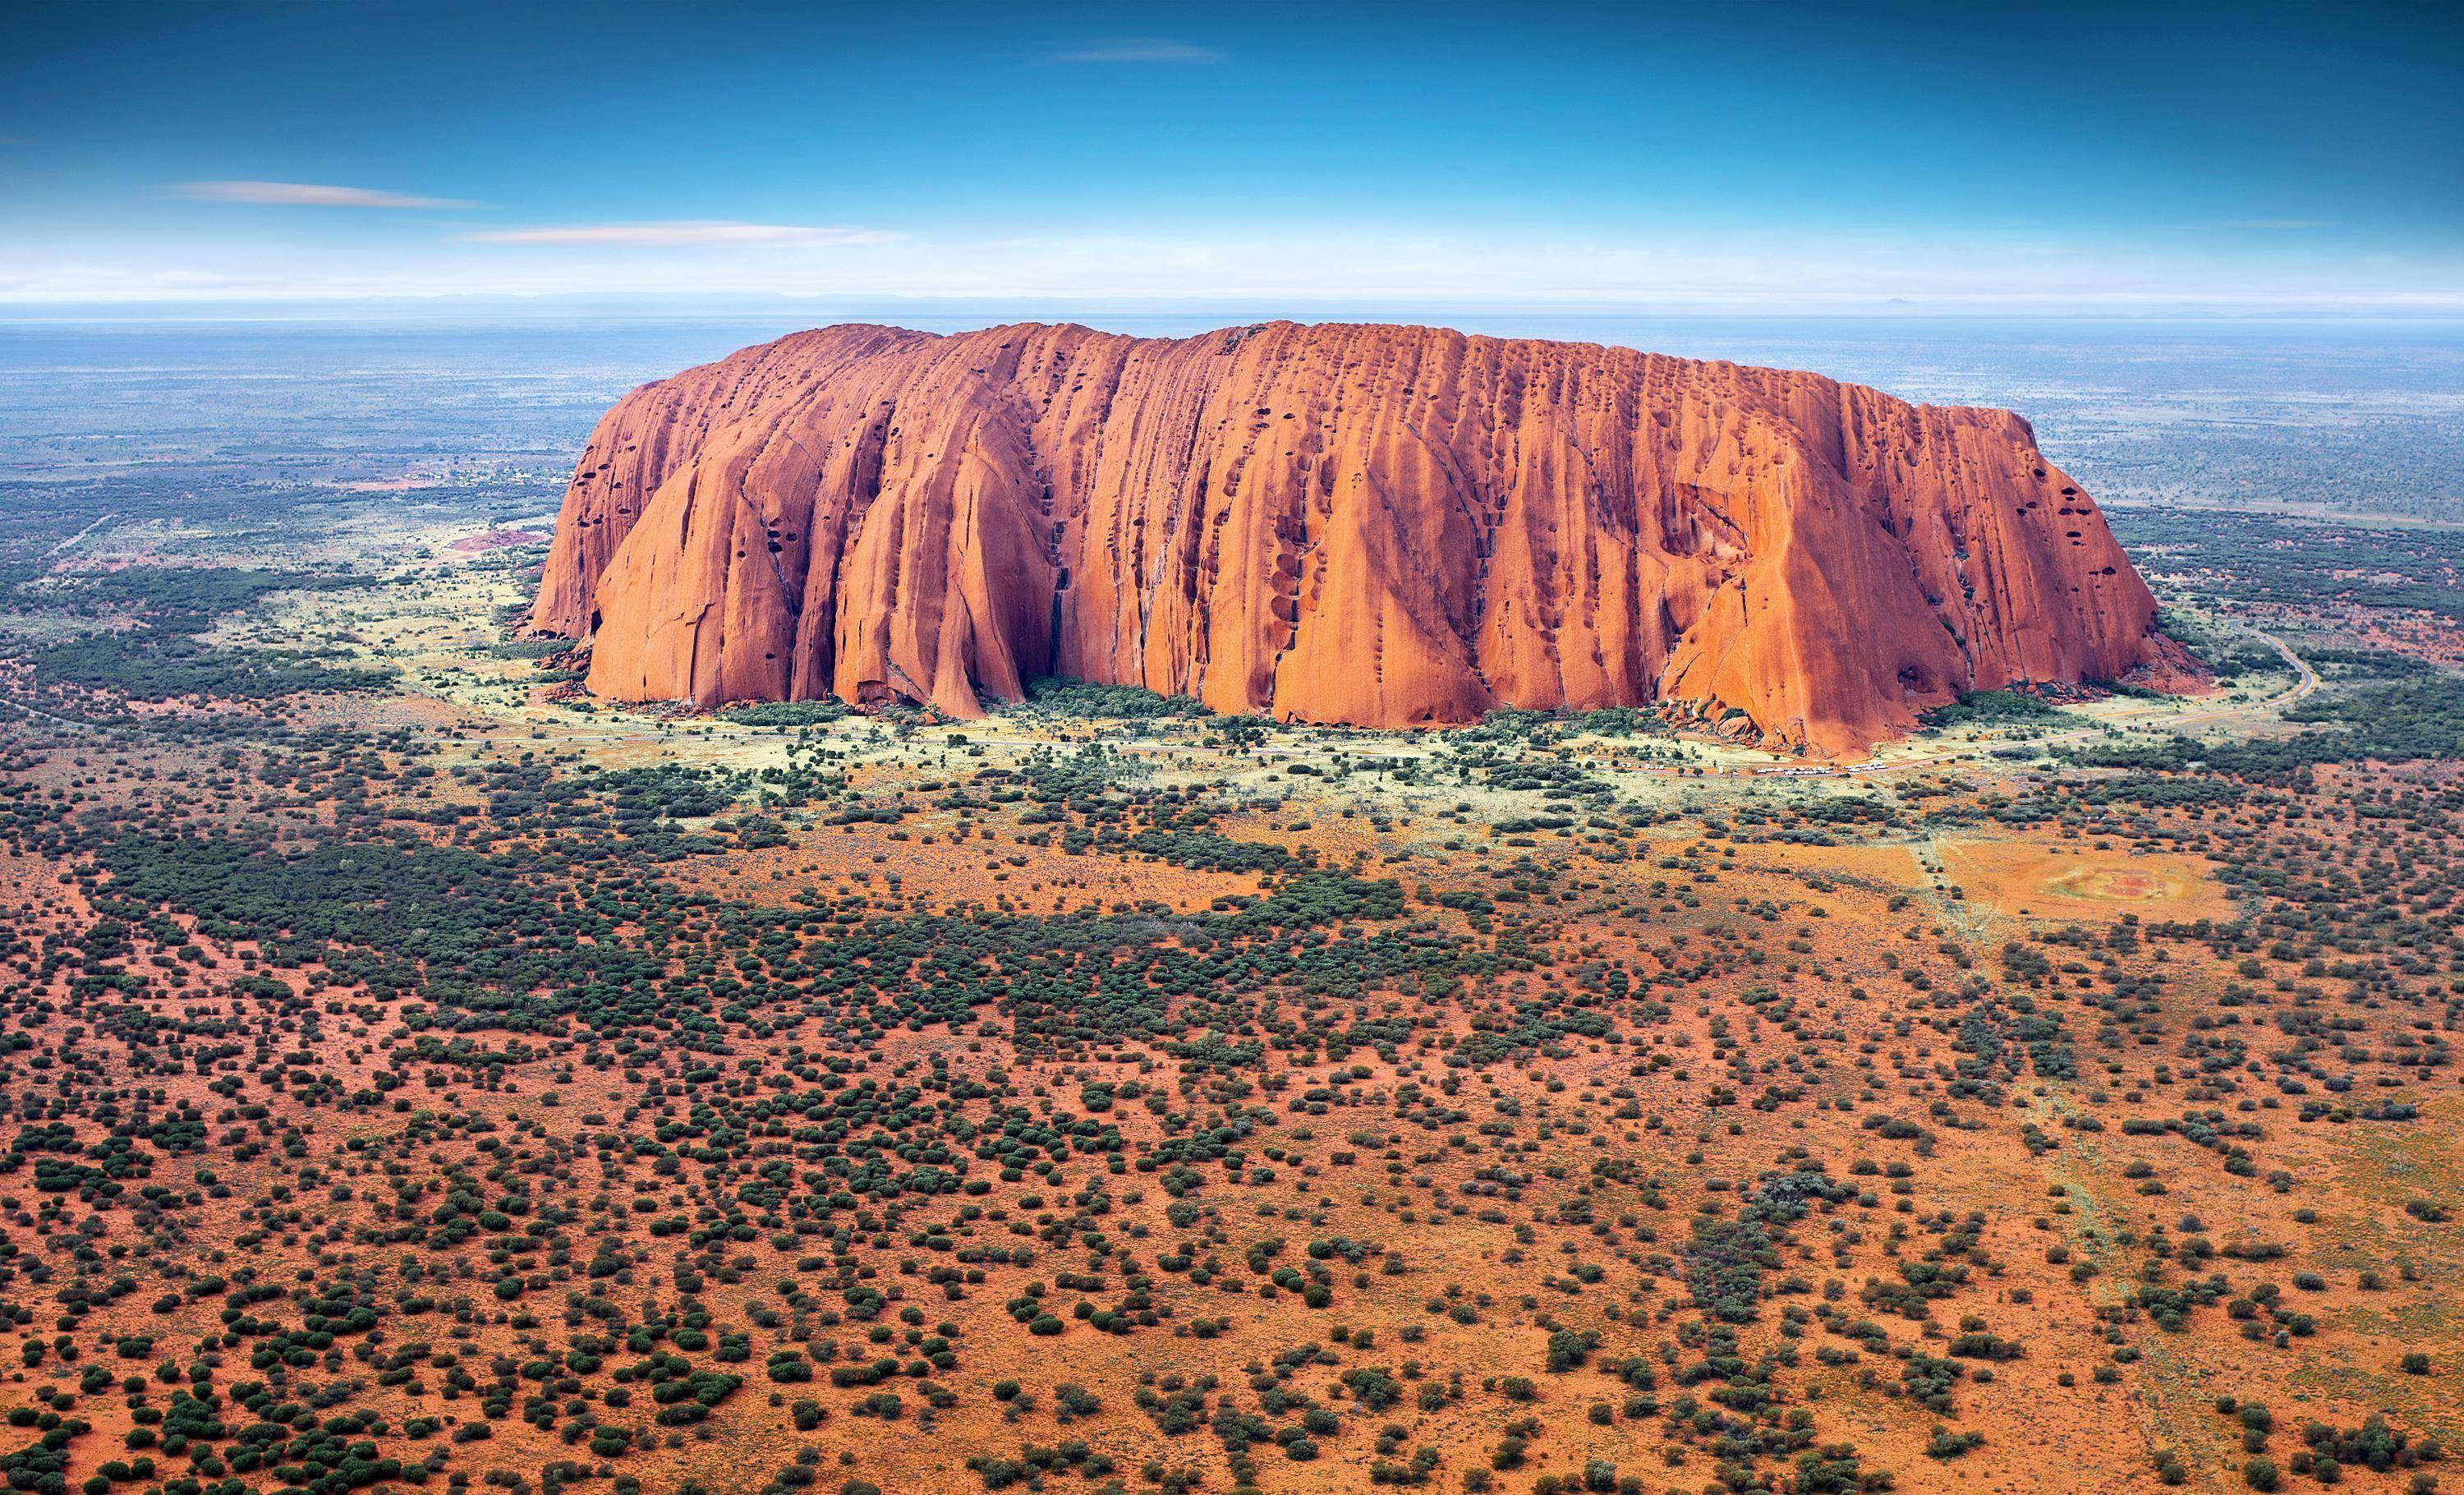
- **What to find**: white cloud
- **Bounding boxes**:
[6,222,2460,310]
[173,181,475,209]
[1046,38,1223,64]
[467,221,890,246]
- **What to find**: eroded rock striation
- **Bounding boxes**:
[532,321,2190,753]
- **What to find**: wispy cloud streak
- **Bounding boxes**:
[1046,38,1222,64]
[174,181,473,209]
[467,222,888,246]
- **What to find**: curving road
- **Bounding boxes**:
[1767,632,2317,780]
[0,696,101,734]
[1097,634,2324,788]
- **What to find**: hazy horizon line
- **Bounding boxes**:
[8,290,2464,327]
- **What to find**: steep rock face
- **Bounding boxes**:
[532,321,2190,753]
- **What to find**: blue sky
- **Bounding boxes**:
[2,0,2458,308]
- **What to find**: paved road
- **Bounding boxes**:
[7,630,2317,783]
[1777,631,2317,780]
[0,696,100,734]
[45,513,116,556]
[1087,634,2325,786]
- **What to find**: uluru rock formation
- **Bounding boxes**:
[531,321,2191,754]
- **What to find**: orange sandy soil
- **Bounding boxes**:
[1928,837,2239,926]
[0,696,2454,1495]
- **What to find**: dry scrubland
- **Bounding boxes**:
[0,499,2457,1495]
